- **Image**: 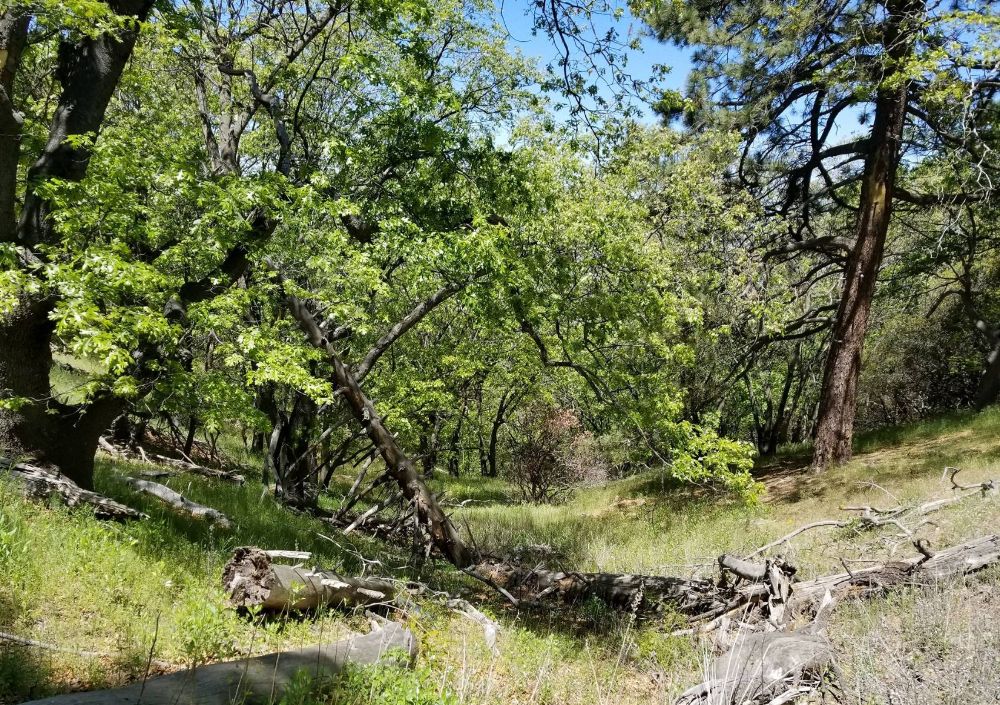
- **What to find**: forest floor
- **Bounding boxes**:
[3,409,1000,704]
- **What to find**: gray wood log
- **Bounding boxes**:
[20,623,416,705]
[789,532,1000,615]
[223,547,395,611]
[122,476,231,528]
[1,456,145,521]
[675,630,834,705]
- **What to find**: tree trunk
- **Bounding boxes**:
[812,0,922,470]
[284,290,475,569]
[0,9,29,243]
[20,623,416,705]
[487,388,513,478]
[0,1,154,488]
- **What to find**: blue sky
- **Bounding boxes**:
[492,0,695,120]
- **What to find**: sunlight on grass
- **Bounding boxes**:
[3,408,1000,703]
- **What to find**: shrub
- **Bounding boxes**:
[507,405,609,503]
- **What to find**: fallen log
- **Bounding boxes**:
[675,628,834,705]
[678,533,1000,704]
[122,476,231,528]
[473,560,726,615]
[789,533,1000,616]
[223,547,395,611]
[1,457,145,521]
[98,437,246,484]
[21,623,416,705]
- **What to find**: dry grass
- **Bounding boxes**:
[3,408,1000,704]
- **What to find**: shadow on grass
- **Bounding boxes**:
[93,458,410,579]
[0,593,58,702]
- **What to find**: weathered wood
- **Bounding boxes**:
[20,623,416,705]
[677,533,1000,703]
[223,546,395,611]
[262,549,312,561]
[1,456,145,521]
[789,533,1000,616]
[122,476,231,528]
[474,560,726,615]
[676,629,834,705]
[448,598,500,655]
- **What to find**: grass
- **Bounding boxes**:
[4,408,1000,704]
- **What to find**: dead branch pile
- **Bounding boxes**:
[98,436,245,484]
[671,467,1000,704]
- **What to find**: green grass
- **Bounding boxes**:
[4,408,1000,704]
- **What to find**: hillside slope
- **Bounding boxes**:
[3,410,1000,704]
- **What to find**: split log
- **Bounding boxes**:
[1,457,145,521]
[21,623,416,705]
[223,546,395,611]
[122,477,231,528]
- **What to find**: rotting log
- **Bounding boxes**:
[474,560,726,615]
[1,456,145,521]
[223,546,395,611]
[122,476,231,528]
[20,623,416,705]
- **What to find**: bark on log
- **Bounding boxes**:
[122,477,231,528]
[20,623,416,705]
[223,547,395,611]
[474,560,726,615]
[1,456,145,521]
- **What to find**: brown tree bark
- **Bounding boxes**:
[812,0,923,470]
[0,1,154,489]
[282,285,476,569]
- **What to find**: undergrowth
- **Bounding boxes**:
[3,408,1000,703]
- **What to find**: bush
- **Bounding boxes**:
[507,406,608,503]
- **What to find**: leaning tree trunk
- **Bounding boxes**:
[812,0,922,471]
[283,286,476,569]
